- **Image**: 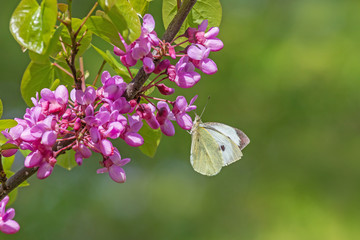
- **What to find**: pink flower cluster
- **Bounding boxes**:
[0,13,224,234]
[114,14,159,73]
[113,15,223,89]
[2,14,223,183]
[1,72,199,183]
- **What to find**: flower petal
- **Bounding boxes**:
[37,162,53,179]
[100,139,113,156]
[97,167,108,174]
[0,219,20,234]
[160,119,175,136]
[108,165,126,183]
[124,132,144,147]
[24,150,42,168]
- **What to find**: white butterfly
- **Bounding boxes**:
[190,114,250,176]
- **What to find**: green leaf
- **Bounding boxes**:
[10,0,58,54]
[29,26,64,64]
[57,3,68,13]
[2,156,15,171]
[19,179,30,187]
[86,15,125,49]
[19,149,31,158]
[56,150,77,170]
[4,169,29,206]
[21,60,54,106]
[50,79,61,91]
[138,121,162,157]
[129,0,151,17]
[0,120,18,132]
[92,44,133,82]
[98,0,141,44]
[0,99,3,119]
[162,0,222,44]
[59,18,93,59]
[53,61,75,89]
[1,143,19,151]
[7,188,18,206]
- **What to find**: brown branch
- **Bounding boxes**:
[73,2,98,39]
[123,0,197,100]
[0,136,75,200]
[0,0,197,201]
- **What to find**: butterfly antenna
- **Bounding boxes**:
[199,96,211,118]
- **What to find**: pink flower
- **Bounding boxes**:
[168,56,201,88]
[187,44,218,74]
[143,57,155,73]
[100,71,127,101]
[156,102,175,136]
[40,85,68,115]
[172,95,197,130]
[136,104,159,130]
[121,114,144,147]
[153,59,170,74]
[73,142,92,166]
[186,20,224,52]
[97,148,130,183]
[72,86,96,106]
[0,196,20,234]
[156,83,175,95]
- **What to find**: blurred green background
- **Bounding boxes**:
[1,0,360,239]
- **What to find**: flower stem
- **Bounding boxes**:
[93,60,106,86]
[73,2,98,39]
[52,62,73,78]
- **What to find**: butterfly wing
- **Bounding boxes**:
[201,122,250,166]
[190,125,224,176]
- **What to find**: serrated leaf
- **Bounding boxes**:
[59,18,93,59]
[92,44,132,82]
[86,15,125,50]
[138,121,162,157]
[21,60,54,106]
[56,150,77,170]
[162,0,222,45]
[0,120,18,132]
[98,0,141,44]
[1,143,19,151]
[0,99,3,119]
[129,0,151,17]
[10,0,58,54]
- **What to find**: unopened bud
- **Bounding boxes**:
[157,84,175,95]
[153,59,170,74]
[74,118,82,131]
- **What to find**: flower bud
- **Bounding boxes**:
[156,84,175,95]
[74,118,82,131]
[153,59,170,74]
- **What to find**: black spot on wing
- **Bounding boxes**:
[220,145,225,151]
